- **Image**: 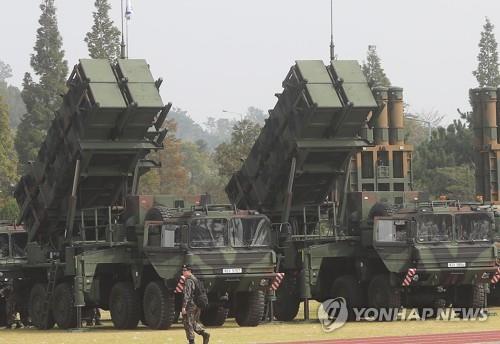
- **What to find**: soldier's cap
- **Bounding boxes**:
[182,264,192,271]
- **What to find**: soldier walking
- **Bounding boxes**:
[182,264,210,344]
[0,285,19,329]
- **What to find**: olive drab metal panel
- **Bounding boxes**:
[226,60,378,219]
[14,59,170,242]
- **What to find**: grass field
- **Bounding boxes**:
[1,304,500,344]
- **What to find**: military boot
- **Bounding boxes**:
[202,332,210,344]
[188,340,194,344]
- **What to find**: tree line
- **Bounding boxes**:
[0,0,267,218]
[0,3,498,219]
[361,17,500,201]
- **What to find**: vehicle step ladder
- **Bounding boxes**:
[41,261,58,327]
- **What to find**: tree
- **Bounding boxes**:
[159,119,190,195]
[0,95,19,219]
[214,120,261,178]
[85,0,121,61]
[0,60,26,127]
[0,60,12,82]
[15,0,68,166]
[245,107,268,126]
[473,17,500,87]
[362,45,391,88]
[413,120,475,200]
[404,110,444,147]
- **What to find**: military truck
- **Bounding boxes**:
[144,204,276,326]
[11,58,277,330]
[226,59,498,320]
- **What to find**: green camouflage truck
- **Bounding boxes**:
[226,59,498,320]
[143,204,276,326]
[10,58,277,330]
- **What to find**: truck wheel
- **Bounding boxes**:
[368,274,401,313]
[52,282,77,329]
[109,282,140,329]
[201,305,229,327]
[29,283,55,329]
[274,277,300,321]
[488,285,500,306]
[143,281,175,330]
[331,275,364,320]
[235,290,265,327]
[457,284,486,309]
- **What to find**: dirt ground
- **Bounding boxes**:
[1,305,500,344]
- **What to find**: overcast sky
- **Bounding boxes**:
[2,1,500,125]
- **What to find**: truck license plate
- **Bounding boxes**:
[448,262,466,268]
[223,268,242,274]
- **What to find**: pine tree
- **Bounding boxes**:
[85,0,121,61]
[473,17,500,87]
[362,45,391,88]
[0,96,17,193]
[15,0,68,166]
[0,95,19,220]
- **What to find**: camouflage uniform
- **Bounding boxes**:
[0,286,16,328]
[183,275,209,344]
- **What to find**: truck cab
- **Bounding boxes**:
[373,202,497,309]
[142,205,277,327]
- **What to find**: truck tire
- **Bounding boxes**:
[29,283,55,329]
[201,305,229,327]
[52,282,77,329]
[143,281,175,330]
[457,284,486,309]
[488,285,500,306]
[274,276,300,321]
[331,275,364,320]
[235,290,265,327]
[145,207,171,221]
[109,281,141,329]
[368,274,401,313]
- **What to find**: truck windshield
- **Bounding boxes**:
[417,214,452,242]
[230,217,271,247]
[456,213,492,242]
[11,233,27,257]
[190,218,228,248]
[0,234,8,258]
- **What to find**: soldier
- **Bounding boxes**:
[0,285,18,329]
[182,264,210,344]
[0,236,8,258]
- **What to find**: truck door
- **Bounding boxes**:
[373,219,412,273]
[143,222,184,279]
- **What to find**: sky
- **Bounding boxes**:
[2,0,500,125]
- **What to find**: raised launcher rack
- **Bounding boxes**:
[15,59,170,243]
[226,60,379,221]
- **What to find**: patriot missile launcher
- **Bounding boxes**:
[227,60,497,321]
[9,58,278,330]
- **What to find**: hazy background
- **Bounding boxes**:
[2,0,500,123]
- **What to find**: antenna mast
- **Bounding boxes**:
[120,0,126,59]
[330,0,335,61]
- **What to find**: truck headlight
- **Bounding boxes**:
[260,279,269,287]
